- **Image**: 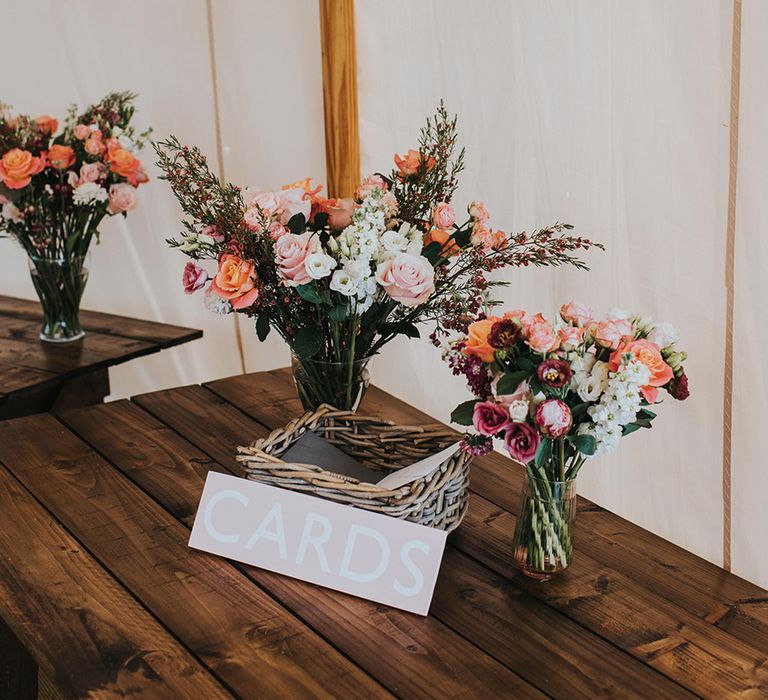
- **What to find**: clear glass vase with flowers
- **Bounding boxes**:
[443,303,690,579]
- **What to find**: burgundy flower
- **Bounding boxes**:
[504,422,541,464]
[460,434,494,457]
[488,319,521,349]
[536,359,573,388]
[668,370,690,401]
[473,400,511,437]
[534,399,572,438]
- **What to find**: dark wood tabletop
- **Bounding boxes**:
[0,368,766,698]
[0,295,202,420]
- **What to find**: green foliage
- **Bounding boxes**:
[451,400,478,426]
[496,370,531,396]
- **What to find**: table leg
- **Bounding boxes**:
[0,618,37,700]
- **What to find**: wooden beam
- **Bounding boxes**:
[319,0,360,199]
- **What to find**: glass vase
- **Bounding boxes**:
[27,253,90,343]
[290,352,373,411]
[512,472,577,581]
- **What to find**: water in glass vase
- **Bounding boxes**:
[290,352,373,411]
[27,253,90,343]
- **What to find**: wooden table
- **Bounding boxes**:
[0,369,766,699]
[0,295,202,419]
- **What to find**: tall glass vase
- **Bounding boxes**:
[290,352,373,411]
[27,253,90,343]
[512,472,577,581]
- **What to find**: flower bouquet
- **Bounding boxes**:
[156,104,602,410]
[443,303,690,579]
[0,92,150,341]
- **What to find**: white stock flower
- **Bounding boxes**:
[72,182,108,206]
[304,251,337,280]
[647,321,679,349]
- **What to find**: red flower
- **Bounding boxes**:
[504,422,541,464]
[536,359,573,388]
[668,370,689,400]
[488,319,521,349]
[473,400,511,437]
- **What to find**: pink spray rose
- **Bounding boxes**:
[182,261,208,294]
[535,399,573,438]
[504,422,541,464]
[558,326,585,350]
[559,301,593,327]
[274,231,318,287]
[277,187,312,224]
[468,200,490,223]
[470,223,507,251]
[472,401,512,437]
[355,174,387,200]
[244,189,281,215]
[526,320,559,354]
[594,319,633,350]
[74,124,91,140]
[79,162,105,184]
[432,202,456,229]
[327,198,356,230]
[375,252,435,307]
[107,183,138,214]
[243,205,267,232]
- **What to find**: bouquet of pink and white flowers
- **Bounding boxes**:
[156,105,602,410]
[444,302,689,577]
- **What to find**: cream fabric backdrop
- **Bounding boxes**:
[1,0,765,586]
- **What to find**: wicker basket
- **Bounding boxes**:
[236,404,471,532]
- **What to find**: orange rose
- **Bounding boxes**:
[211,254,259,310]
[35,115,58,135]
[424,228,459,256]
[609,338,674,403]
[0,148,46,189]
[47,144,75,170]
[105,145,140,179]
[394,149,436,177]
[462,316,502,362]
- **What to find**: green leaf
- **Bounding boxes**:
[255,314,270,342]
[637,408,657,420]
[529,377,543,396]
[286,213,306,235]
[422,241,443,265]
[291,326,323,359]
[329,303,348,322]
[571,402,589,419]
[496,370,531,396]
[622,423,642,436]
[451,400,478,426]
[453,227,471,247]
[295,283,323,305]
[567,433,597,456]
[380,322,420,339]
[534,437,552,468]
[312,212,329,230]
[517,356,536,372]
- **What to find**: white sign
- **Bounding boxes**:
[189,472,448,615]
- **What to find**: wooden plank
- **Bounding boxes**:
[0,361,59,400]
[0,462,231,699]
[0,295,202,348]
[205,370,768,697]
[214,369,768,642]
[0,618,37,700]
[319,0,360,198]
[0,414,388,700]
[68,397,547,699]
[124,388,694,698]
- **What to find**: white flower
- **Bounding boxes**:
[204,286,231,315]
[647,321,679,349]
[304,250,337,280]
[509,399,529,422]
[381,228,410,253]
[330,269,357,296]
[72,182,108,206]
[1,202,22,223]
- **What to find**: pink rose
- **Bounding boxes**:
[558,326,584,350]
[327,198,355,230]
[201,225,225,242]
[211,254,260,309]
[504,422,541,464]
[594,319,633,350]
[107,183,138,214]
[84,137,104,156]
[526,320,559,354]
[470,222,506,251]
[79,162,105,184]
[244,189,281,214]
[278,187,311,224]
[268,222,288,240]
[504,310,534,336]
[182,261,208,294]
[535,399,572,438]
[560,301,593,327]
[432,202,456,229]
[243,205,267,232]
[472,401,511,437]
[355,174,387,200]
[274,231,318,286]
[375,252,435,307]
[468,200,490,223]
[74,124,90,140]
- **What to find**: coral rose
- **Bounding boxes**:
[106,145,141,179]
[107,183,138,214]
[84,137,105,156]
[526,320,559,354]
[470,223,507,251]
[394,149,435,177]
[462,316,502,362]
[375,253,435,307]
[504,422,541,464]
[594,318,633,350]
[558,326,584,350]
[211,254,259,309]
[35,115,58,134]
[326,197,355,230]
[182,261,208,294]
[74,124,91,140]
[0,149,46,189]
[274,231,318,286]
[432,202,456,229]
[535,399,572,438]
[424,228,459,256]
[47,145,75,170]
[609,338,674,403]
[559,301,593,327]
[473,401,512,437]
